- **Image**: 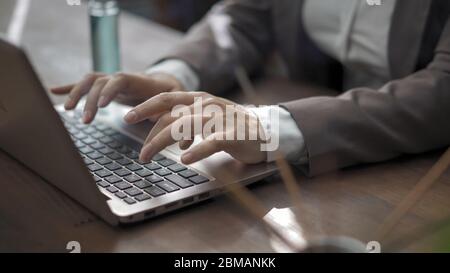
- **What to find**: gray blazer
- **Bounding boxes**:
[160,0,450,176]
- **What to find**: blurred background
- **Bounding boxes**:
[0,0,219,34]
[0,0,224,90]
[118,0,219,32]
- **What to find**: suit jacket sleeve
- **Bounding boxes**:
[280,17,450,176]
[156,0,274,94]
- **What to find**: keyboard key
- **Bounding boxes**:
[95,169,112,178]
[165,174,193,189]
[126,151,140,159]
[158,158,176,167]
[117,158,133,166]
[107,152,123,160]
[146,175,163,184]
[105,162,121,171]
[152,154,166,161]
[96,157,112,165]
[135,194,151,202]
[74,140,85,148]
[79,146,94,154]
[87,151,103,160]
[145,162,161,171]
[189,175,209,184]
[106,186,118,193]
[73,132,88,140]
[135,169,152,177]
[178,169,198,178]
[123,197,136,205]
[168,164,187,173]
[90,142,105,149]
[105,175,122,184]
[124,188,142,197]
[82,127,97,134]
[145,186,166,197]
[124,174,142,183]
[134,180,152,189]
[107,141,122,149]
[99,146,114,155]
[91,132,105,139]
[115,192,127,199]
[95,124,109,131]
[103,128,118,136]
[99,136,114,144]
[97,181,109,188]
[126,163,143,171]
[116,146,131,154]
[82,137,97,145]
[115,182,132,190]
[61,113,73,120]
[155,169,171,176]
[88,164,102,172]
[75,123,88,130]
[93,175,102,182]
[156,181,180,192]
[68,127,79,135]
[114,168,132,177]
[83,157,94,165]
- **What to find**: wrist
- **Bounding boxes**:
[146,59,200,91]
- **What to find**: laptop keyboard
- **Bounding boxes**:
[59,110,210,205]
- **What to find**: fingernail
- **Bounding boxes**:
[97,96,108,107]
[124,111,138,123]
[141,155,151,163]
[83,110,92,124]
[182,152,193,164]
[140,144,153,162]
[139,152,148,163]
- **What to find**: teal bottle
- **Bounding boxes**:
[89,0,121,74]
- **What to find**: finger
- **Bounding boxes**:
[65,73,104,110]
[139,115,210,162]
[124,91,207,124]
[143,112,177,145]
[97,72,129,108]
[179,139,194,150]
[143,96,224,143]
[139,125,178,162]
[50,84,75,95]
[145,113,211,147]
[145,95,212,123]
[82,77,109,123]
[181,132,227,164]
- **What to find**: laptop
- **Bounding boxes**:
[0,37,277,225]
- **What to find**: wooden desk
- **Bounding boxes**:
[1,0,450,252]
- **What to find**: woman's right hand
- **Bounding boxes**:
[50,72,184,124]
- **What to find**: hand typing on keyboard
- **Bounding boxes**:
[123,91,268,165]
[50,72,184,124]
[52,74,268,166]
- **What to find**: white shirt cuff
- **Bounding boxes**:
[248,105,307,163]
[145,59,200,91]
